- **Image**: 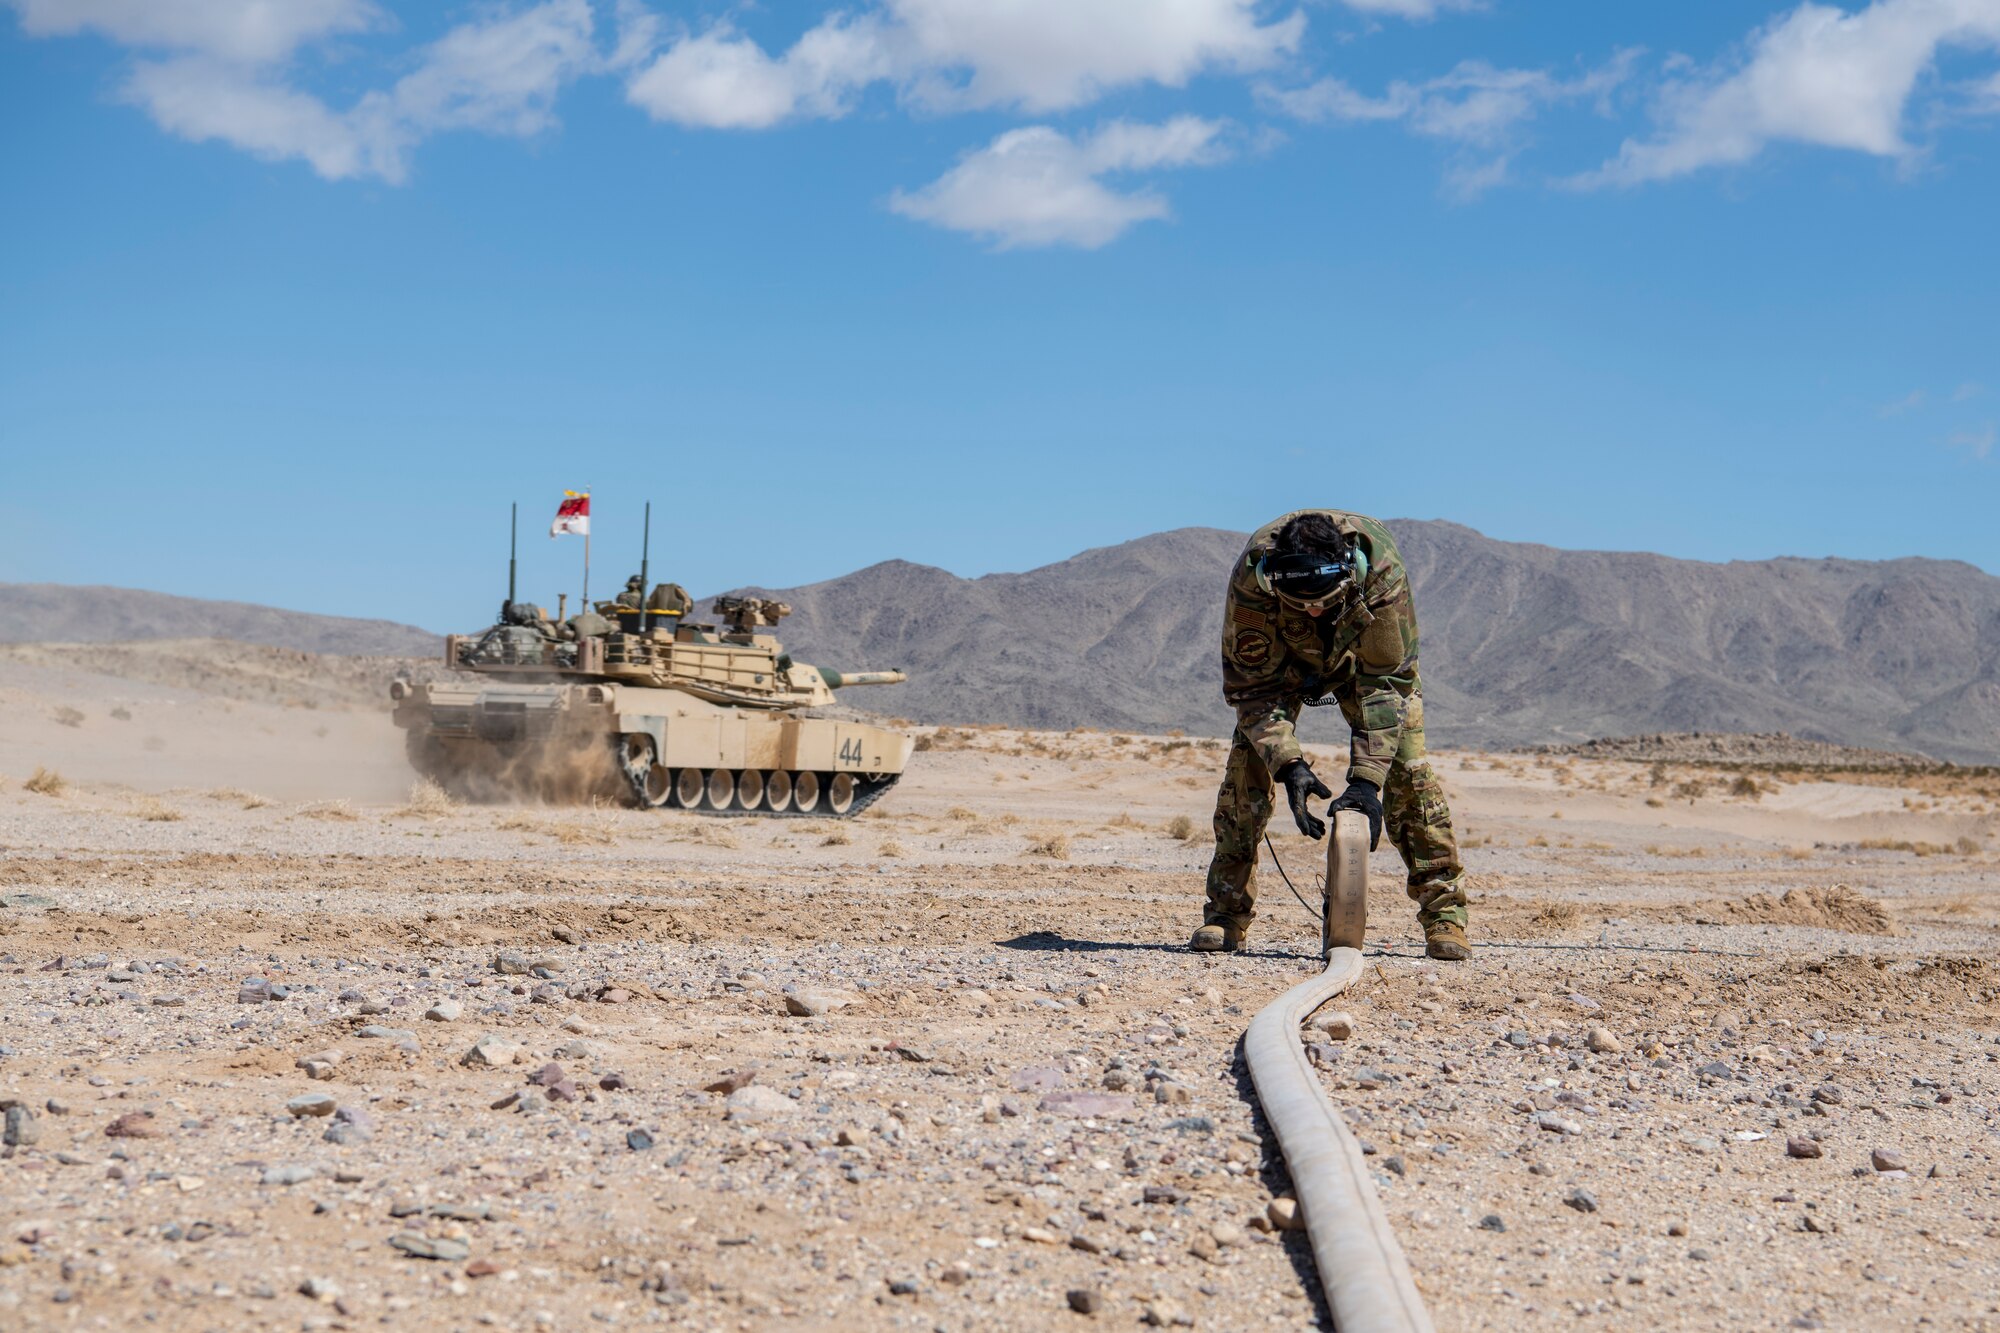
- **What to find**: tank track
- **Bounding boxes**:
[622,769,902,819]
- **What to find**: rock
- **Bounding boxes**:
[554,1039,594,1060]
[703,1070,756,1095]
[325,1106,374,1146]
[1267,1196,1304,1231]
[939,1261,973,1286]
[626,1128,654,1151]
[105,1111,161,1139]
[783,990,854,1017]
[1142,1297,1192,1327]
[1479,1214,1505,1232]
[599,1072,630,1092]
[44,1099,69,1116]
[1142,1185,1188,1205]
[462,1034,523,1068]
[725,1085,796,1123]
[4,1105,40,1146]
[1667,1221,1690,1237]
[1313,1010,1356,1040]
[1067,1287,1104,1315]
[1535,1112,1582,1136]
[1812,1085,1844,1106]
[287,1093,337,1118]
[1564,1188,1599,1214]
[1696,1061,1734,1081]
[1585,1027,1622,1054]
[1036,1092,1134,1118]
[299,1060,336,1081]
[526,1062,567,1088]
[1505,1031,1533,1049]
[1786,1137,1823,1159]
[149,995,186,1007]
[299,1276,341,1303]
[1211,1222,1245,1247]
[262,1164,318,1186]
[236,977,271,1004]
[886,1279,918,1297]
[1154,1081,1192,1106]
[493,951,531,976]
[1010,1064,1065,1093]
[389,1234,470,1262]
[1871,1147,1908,1173]
[1022,1226,1061,1244]
[1101,1068,1134,1091]
[424,1000,462,1022]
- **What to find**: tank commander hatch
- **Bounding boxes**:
[1194,509,1470,961]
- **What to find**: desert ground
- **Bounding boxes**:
[3,652,1999,1331]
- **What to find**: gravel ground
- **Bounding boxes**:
[3,731,1998,1332]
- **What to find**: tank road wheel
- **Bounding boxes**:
[675,767,705,809]
[706,769,736,811]
[764,770,794,813]
[793,771,821,814]
[827,772,857,816]
[621,736,669,808]
[736,770,765,810]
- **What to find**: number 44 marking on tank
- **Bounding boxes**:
[838,738,867,767]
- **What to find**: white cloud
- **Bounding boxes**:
[623,0,1302,128]
[6,0,380,63]
[104,0,598,183]
[1588,0,2000,185]
[1878,387,1929,415]
[1333,0,1484,19]
[1948,422,1997,458]
[889,117,1228,248]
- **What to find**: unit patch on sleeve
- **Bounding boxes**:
[1233,629,1272,667]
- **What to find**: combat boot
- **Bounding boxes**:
[1189,921,1248,953]
[1422,916,1471,961]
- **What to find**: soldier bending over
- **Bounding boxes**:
[1194,510,1471,961]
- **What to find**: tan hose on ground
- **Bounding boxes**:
[1242,810,1436,1333]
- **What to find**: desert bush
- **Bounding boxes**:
[820,828,853,847]
[879,840,905,858]
[945,806,979,822]
[297,800,358,822]
[402,778,454,819]
[1027,832,1071,860]
[1730,774,1767,800]
[554,820,615,846]
[1956,836,1984,856]
[1644,796,1665,808]
[1649,763,1669,788]
[24,767,65,796]
[1671,780,1707,804]
[1164,814,1196,841]
[109,706,132,722]
[134,798,183,822]
[1105,812,1141,829]
[54,706,84,728]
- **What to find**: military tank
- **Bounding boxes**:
[391,585,912,817]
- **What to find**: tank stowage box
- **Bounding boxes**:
[391,593,912,816]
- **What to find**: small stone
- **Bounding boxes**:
[3,1105,40,1146]
[1535,1112,1582,1136]
[886,1279,918,1297]
[1067,1287,1104,1314]
[783,990,853,1017]
[1478,1214,1505,1232]
[1267,1197,1303,1231]
[287,1093,337,1118]
[1010,1064,1065,1093]
[44,1099,69,1116]
[236,978,271,1004]
[704,1070,755,1094]
[493,951,531,976]
[298,1277,340,1303]
[1142,1297,1192,1327]
[1667,1221,1690,1237]
[388,1233,470,1262]
[599,1072,630,1092]
[725,1085,796,1123]
[938,1261,973,1286]
[1585,1027,1622,1054]
[1211,1221,1245,1248]
[1928,1163,1952,1179]
[1787,1137,1823,1159]
[526,1062,567,1088]
[1696,1061,1734,1081]
[1564,1188,1599,1214]
[324,1106,374,1146]
[1871,1147,1907,1173]
[149,995,185,1007]
[105,1111,162,1139]
[262,1164,318,1186]
[424,1000,462,1022]
[462,1035,523,1069]
[1022,1226,1060,1244]
[299,1060,336,1081]
[626,1128,654,1152]
[1812,1085,1844,1106]
[1313,1010,1356,1040]
[1142,1185,1188,1206]
[1037,1092,1134,1118]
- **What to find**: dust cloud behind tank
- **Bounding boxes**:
[390,575,913,817]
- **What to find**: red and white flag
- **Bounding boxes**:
[550,491,590,537]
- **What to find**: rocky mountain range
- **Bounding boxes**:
[8,520,1998,762]
[736,522,2000,765]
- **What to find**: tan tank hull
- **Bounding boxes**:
[395,679,913,816]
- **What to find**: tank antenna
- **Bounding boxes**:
[639,501,652,632]
[508,502,518,608]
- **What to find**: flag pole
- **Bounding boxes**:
[582,490,591,607]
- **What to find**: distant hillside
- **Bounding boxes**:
[0,583,440,656]
[731,522,2000,765]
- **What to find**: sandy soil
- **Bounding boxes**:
[2,668,1999,1332]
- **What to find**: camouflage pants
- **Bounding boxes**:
[1203,693,1467,933]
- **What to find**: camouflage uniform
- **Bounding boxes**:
[1204,510,1467,937]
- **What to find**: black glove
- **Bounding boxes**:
[1329,778,1383,850]
[1275,760,1333,840]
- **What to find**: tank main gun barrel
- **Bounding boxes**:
[818,668,906,689]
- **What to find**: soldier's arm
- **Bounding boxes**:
[1221,575,1303,773]
[1345,562,1420,789]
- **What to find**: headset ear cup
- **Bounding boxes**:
[1252,554,1272,596]
[1352,548,1369,588]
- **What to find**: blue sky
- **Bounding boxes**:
[2,0,1996,632]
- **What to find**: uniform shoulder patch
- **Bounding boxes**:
[1233,629,1272,668]
[1231,604,1270,629]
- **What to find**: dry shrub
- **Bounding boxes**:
[1529,901,1581,930]
[879,840,905,858]
[1164,814,1197,841]
[401,778,454,819]
[820,828,853,847]
[1105,812,1141,830]
[665,820,737,849]
[1644,797,1665,809]
[205,786,271,809]
[497,812,540,832]
[1671,780,1707,803]
[134,798,183,822]
[1955,836,1984,856]
[25,767,66,797]
[1729,774,1767,800]
[297,800,358,822]
[109,706,133,722]
[554,820,615,846]
[54,706,85,728]
[1027,832,1072,860]
[1648,763,1669,788]
[1527,835,1550,847]
[945,806,979,822]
